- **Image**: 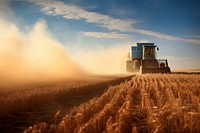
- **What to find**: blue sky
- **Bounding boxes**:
[2,0,200,70]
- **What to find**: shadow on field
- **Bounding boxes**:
[0,75,134,133]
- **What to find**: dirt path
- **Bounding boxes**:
[0,75,133,133]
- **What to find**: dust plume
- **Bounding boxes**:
[0,19,85,89]
[0,17,130,90]
[0,1,131,90]
[71,44,131,75]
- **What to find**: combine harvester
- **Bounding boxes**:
[126,43,171,74]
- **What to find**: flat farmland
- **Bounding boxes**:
[23,73,200,133]
[0,73,200,133]
[0,75,133,133]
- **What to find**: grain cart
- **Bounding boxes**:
[126,43,171,74]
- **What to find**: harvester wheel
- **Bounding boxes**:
[160,63,165,68]
[166,67,171,73]
[134,60,140,71]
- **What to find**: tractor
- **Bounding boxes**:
[126,43,171,74]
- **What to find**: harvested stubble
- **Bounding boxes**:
[24,74,200,133]
[0,81,92,117]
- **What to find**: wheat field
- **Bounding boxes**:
[0,75,133,132]
[24,74,200,133]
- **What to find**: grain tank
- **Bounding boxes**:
[126,43,171,74]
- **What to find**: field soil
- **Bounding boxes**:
[0,75,133,133]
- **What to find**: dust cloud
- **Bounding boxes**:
[0,19,86,89]
[0,18,131,89]
[0,2,131,90]
[71,45,130,75]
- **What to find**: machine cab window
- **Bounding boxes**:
[143,46,156,59]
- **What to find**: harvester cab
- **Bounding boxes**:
[126,43,171,74]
